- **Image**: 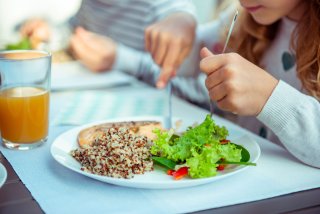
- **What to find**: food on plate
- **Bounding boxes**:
[71,127,153,179]
[4,38,73,63]
[5,38,32,50]
[77,121,162,148]
[151,115,256,179]
[51,50,73,63]
[71,116,255,180]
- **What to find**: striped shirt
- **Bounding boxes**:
[69,0,195,51]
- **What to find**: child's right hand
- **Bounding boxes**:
[20,18,50,43]
[200,47,279,116]
[145,12,196,88]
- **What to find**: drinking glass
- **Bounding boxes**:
[0,50,51,150]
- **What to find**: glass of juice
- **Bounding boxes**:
[0,50,51,150]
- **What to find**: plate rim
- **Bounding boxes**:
[51,116,261,189]
[0,162,7,188]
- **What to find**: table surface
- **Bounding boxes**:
[0,79,320,214]
[1,146,320,214]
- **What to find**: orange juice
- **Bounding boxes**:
[0,87,49,143]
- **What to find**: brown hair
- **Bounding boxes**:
[228,0,320,99]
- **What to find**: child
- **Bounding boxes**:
[199,0,320,168]
[130,0,320,168]
[20,0,196,85]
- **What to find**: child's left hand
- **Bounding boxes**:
[145,12,196,88]
[69,27,116,72]
[200,47,279,116]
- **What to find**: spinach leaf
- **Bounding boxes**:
[152,156,176,170]
[218,161,256,166]
[231,143,250,162]
[169,134,180,142]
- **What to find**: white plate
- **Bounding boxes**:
[0,162,7,188]
[51,116,260,189]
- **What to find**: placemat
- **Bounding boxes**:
[53,91,166,125]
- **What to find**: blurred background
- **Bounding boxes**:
[0,0,220,49]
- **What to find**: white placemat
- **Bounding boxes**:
[51,62,134,90]
[53,91,166,126]
[1,91,320,214]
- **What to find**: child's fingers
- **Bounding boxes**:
[216,96,233,112]
[75,28,104,53]
[156,67,175,88]
[156,40,185,88]
[150,30,159,58]
[208,82,228,102]
[144,26,152,52]
[154,36,169,65]
[205,68,224,90]
[70,35,97,69]
[200,54,228,75]
[75,27,91,41]
[200,47,214,58]
[162,39,181,71]
[175,47,189,69]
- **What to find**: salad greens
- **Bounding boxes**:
[151,115,256,179]
[5,37,32,50]
[152,156,176,170]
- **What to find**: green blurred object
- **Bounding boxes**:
[5,38,32,50]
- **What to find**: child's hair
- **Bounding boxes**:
[229,0,320,100]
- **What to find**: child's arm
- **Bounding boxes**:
[257,80,320,168]
[200,47,320,168]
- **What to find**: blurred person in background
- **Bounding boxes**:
[20,0,197,87]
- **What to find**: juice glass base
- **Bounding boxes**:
[1,137,47,150]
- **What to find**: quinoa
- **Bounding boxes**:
[71,127,153,179]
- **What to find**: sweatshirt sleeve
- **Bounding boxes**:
[112,43,159,85]
[151,0,196,21]
[257,80,320,168]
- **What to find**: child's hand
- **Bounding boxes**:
[200,47,278,116]
[20,18,50,41]
[145,12,196,88]
[20,18,50,48]
[69,27,117,72]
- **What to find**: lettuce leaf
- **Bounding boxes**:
[151,115,242,178]
[5,38,32,50]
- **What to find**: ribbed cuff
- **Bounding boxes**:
[257,80,304,133]
[112,43,141,75]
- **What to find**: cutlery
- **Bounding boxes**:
[164,80,172,129]
[210,10,239,117]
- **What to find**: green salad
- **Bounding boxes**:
[5,37,32,50]
[151,115,256,179]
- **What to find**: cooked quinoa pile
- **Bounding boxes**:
[71,127,153,179]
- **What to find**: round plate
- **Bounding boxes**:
[51,116,260,189]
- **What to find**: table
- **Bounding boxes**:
[1,80,320,214]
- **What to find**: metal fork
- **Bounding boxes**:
[210,10,239,117]
[164,80,172,129]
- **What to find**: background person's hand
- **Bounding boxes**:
[145,12,196,88]
[200,47,278,116]
[20,18,50,48]
[69,27,117,72]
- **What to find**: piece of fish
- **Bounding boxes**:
[77,121,163,148]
